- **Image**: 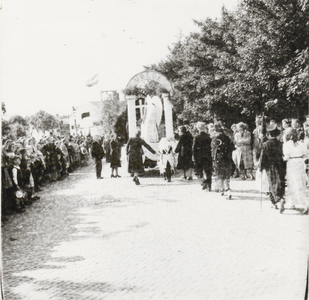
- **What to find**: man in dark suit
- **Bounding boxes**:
[193,122,212,191]
[91,135,105,179]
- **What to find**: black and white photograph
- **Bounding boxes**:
[1,0,308,299]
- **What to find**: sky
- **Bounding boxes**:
[1,0,239,117]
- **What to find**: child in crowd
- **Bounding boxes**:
[158,138,175,182]
[11,155,27,213]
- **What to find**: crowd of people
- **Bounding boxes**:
[1,134,92,219]
[157,116,309,214]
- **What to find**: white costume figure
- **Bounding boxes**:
[141,95,162,143]
[283,139,308,211]
[158,137,176,181]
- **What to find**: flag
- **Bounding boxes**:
[81,112,90,119]
[85,74,98,87]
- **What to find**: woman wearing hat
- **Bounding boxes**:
[259,123,286,212]
[193,122,212,190]
[234,122,254,180]
[211,123,235,199]
[175,125,194,180]
[283,128,308,214]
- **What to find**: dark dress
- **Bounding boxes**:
[174,132,193,171]
[103,139,111,163]
[260,138,286,204]
[193,132,212,176]
[211,133,235,180]
[110,139,121,168]
[126,137,156,173]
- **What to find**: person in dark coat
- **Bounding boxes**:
[211,124,235,199]
[91,135,105,179]
[126,129,156,185]
[193,122,212,191]
[110,133,122,178]
[174,125,194,180]
[259,123,286,212]
[42,137,62,181]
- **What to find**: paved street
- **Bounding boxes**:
[2,157,308,300]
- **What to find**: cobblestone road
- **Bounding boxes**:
[2,158,308,300]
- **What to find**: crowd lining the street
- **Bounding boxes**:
[2,116,309,221]
[1,134,92,218]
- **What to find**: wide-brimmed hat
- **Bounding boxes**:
[267,123,281,137]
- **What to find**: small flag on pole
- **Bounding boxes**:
[85,74,98,87]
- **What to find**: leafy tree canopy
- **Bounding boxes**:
[149,0,308,128]
[28,110,60,132]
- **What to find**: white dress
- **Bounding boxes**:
[283,140,308,207]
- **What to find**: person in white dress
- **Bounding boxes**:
[283,128,308,214]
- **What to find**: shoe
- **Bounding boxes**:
[97,177,104,179]
[133,177,140,185]
[226,195,232,200]
[202,182,208,190]
[271,203,278,209]
[221,192,225,196]
[167,179,171,182]
[31,196,40,200]
[187,177,193,180]
[111,175,116,178]
[279,198,285,214]
[116,175,121,178]
[301,207,308,215]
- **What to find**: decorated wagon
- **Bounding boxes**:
[124,70,177,171]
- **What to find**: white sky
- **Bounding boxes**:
[1,0,238,117]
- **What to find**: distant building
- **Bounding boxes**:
[69,101,105,136]
[101,90,119,101]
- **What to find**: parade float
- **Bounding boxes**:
[124,70,176,170]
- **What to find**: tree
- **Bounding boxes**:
[28,110,60,133]
[100,100,126,135]
[2,115,29,140]
[149,0,308,127]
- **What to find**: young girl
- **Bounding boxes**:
[158,138,175,182]
[110,133,122,178]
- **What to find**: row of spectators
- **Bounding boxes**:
[1,134,93,219]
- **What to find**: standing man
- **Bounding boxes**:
[91,135,105,179]
[259,123,286,212]
[193,122,212,191]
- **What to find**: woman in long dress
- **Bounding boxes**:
[283,128,308,214]
[110,133,122,178]
[174,125,194,180]
[211,124,235,199]
[126,129,156,185]
[234,122,254,180]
